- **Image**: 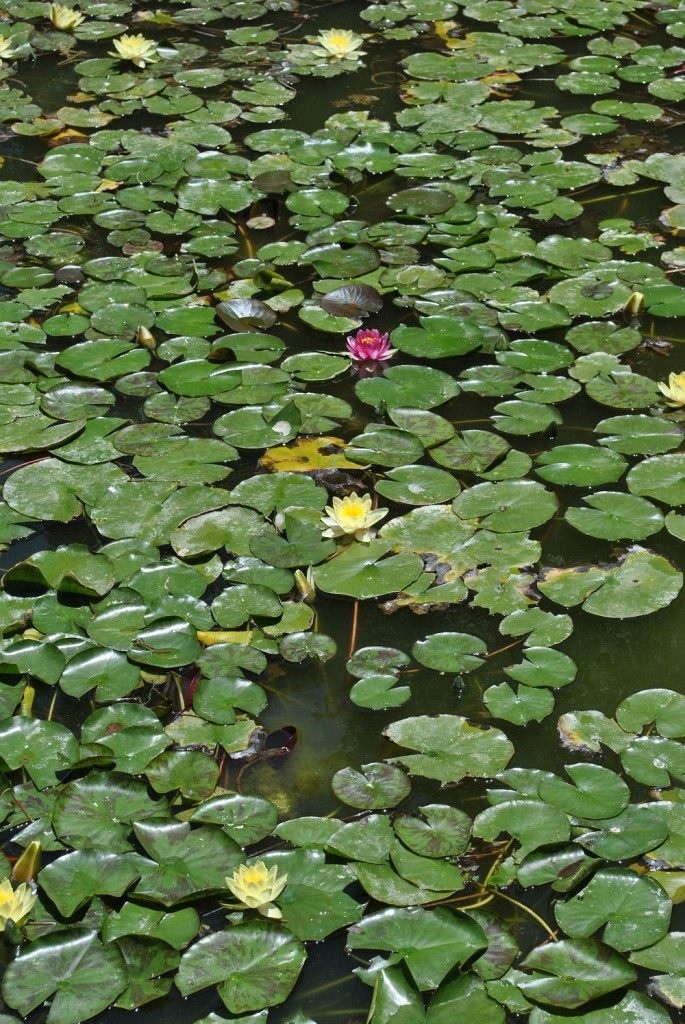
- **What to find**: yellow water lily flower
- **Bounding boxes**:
[0,35,16,62]
[313,28,366,59]
[658,371,685,408]
[49,3,85,30]
[0,878,37,929]
[225,861,288,919]
[109,34,159,67]
[320,492,388,543]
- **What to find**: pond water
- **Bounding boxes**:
[3,1,685,1023]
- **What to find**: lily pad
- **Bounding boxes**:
[519,938,637,1008]
[384,715,514,783]
[412,632,487,673]
[331,763,411,810]
[453,480,557,532]
[313,540,423,599]
[176,924,306,1013]
[2,929,128,1024]
[538,549,682,618]
[554,868,671,951]
[565,492,664,541]
[348,907,487,991]
[535,446,626,487]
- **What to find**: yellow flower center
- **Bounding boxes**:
[339,497,365,522]
[243,867,267,885]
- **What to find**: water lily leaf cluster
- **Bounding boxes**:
[1,0,685,1021]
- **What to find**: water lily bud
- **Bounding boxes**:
[137,325,156,350]
[622,291,644,318]
[11,842,41,884]
[294,567,316,604]
[19,685,35,718]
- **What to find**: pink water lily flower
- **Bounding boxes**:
[346,328,397,363]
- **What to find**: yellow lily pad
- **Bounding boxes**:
[259,436,363,472]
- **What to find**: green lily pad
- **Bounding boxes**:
[3,459,125,523]
[453,480,557,532]
[538,549,682,618]
[132,819,242,905]
[2,929,128,1024]
[102,902,200,950]
[519,938,636,1008]
[483,682,555,726]
[325,814,394,864]
[387,408,455,447]
[59,646,140,701]
[538,763,629,818]
[491,401,563,436]
[412,632,487,673]
[190,794,278,846]
[528,992,672,1023]
[356,365,460,412]
[431,430,509,473]
[347,427,425,468]
[535,446,626,487]
[258,849,364,940]
[596,415,683,455]
[349,674,412,710]
[145,749,219,802]
[305,243,380,279]
[279,632,337,663]
[375,465,460,505]
[566,320,642,355]
[52,773,167,853]
[627,453,685,505]
[39,849,144,917]
[4,544,115,597]
[348,907,487,991]
[499,608,573,647]
[504,648,577,689]
[554,868,671,951]
[391,315,483,359]
[176,923,306,1014]
[576,805,670,860]
[331,762,411,809]
[565,492,664,541]
[0,717,78,789]
[384,715,514,784]
[313,540,423,599]
[474,800,570,860]
[395,805,472,859]
[84,702,170,776]
[585,371,659,409]
[128,618,201,669]
[616,688,685,737]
